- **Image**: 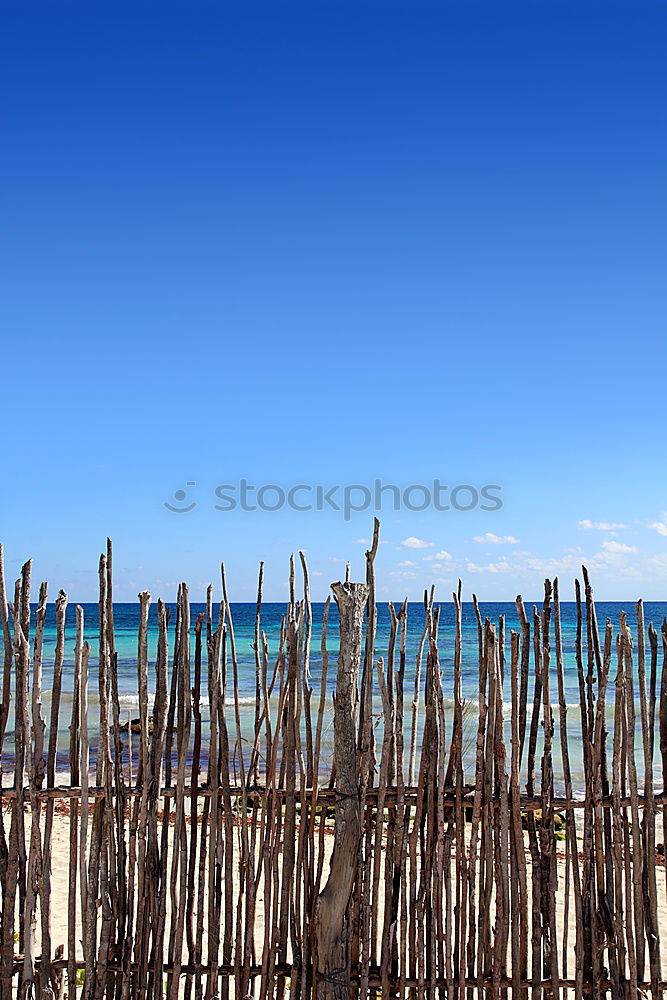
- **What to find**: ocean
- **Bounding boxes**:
[2,599,664,795]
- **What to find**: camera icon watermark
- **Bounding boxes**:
[163,482,198,513]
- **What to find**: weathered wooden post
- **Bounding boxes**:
[314,580,368,999]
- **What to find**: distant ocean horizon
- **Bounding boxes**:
[2,599,665,796]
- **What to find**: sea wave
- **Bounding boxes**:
[37,690,261,710]
[27,689,646,716]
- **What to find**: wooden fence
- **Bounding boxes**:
[1,522,666,999]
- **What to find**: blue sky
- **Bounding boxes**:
[2,0,667,602]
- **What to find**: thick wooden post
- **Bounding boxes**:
[314,580,368,999]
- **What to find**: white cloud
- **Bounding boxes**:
[524,554,581,574]
[601,540,636,554]
[577,519,627,531]
[352,538,370,545]
[390,570,417,578]
[400,536,434,549]
[473,533,519,545]
[649,514,667,537]
[587,539,638,568]
[466,560,514,574]
[396,560,416,567]
[423,549,453,561]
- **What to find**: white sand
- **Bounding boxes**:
[10,808,667,989]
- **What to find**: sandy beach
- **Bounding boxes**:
[7,802,667,991]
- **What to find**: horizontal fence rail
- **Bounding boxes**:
[1,524,666,999]
[3,784,667,812]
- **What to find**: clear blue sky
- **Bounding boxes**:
[3,0,666,602]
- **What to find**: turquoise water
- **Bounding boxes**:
[2,599,665,794]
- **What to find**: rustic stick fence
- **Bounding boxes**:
[1,522,666,999]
